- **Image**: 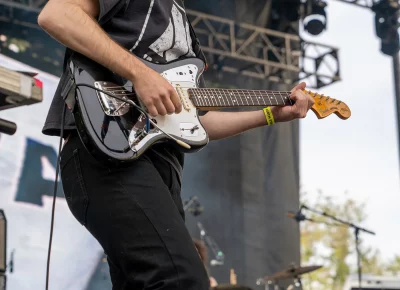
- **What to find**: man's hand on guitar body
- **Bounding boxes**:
[132,66,182,117]
[270,82,315,123]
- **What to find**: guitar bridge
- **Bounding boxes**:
[94,81,131,116]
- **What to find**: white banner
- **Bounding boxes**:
[0,54,103,290]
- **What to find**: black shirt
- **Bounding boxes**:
[42,0,200,175]
[99,0,196,62]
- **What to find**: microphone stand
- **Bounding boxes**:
[183,196,198,212]
[301,204,375,290]
[184,196,204,216]
[197,222,225,266]
[184,197,224,266]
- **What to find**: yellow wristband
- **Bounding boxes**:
[263,107,275,126]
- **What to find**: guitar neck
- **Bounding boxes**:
[188,88,292,110]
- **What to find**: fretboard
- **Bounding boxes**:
[188,88,293,110]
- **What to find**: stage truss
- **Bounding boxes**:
[187,9,340,88]
[0,0,341,88]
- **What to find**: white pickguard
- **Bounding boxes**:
[128,63,208,154]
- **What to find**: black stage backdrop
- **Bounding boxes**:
[181,0,301,287]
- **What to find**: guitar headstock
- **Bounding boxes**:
[303,90,351,120]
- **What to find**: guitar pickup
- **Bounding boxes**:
[175,84,192,111]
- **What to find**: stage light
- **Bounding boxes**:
[372,0,400,56]
[274,0,302,22]
[381,29,400,56]
[303,0,328,36]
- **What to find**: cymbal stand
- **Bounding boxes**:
[255,279,281,290]
[183,196,198,211]
[284,275,301,290]
[293,276,302,289]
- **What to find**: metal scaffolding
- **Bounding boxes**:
[187,9,340,88]
[0,0,341,88]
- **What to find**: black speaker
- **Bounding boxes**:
[0,210,6,273]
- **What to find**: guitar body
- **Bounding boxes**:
[70,54,209,165]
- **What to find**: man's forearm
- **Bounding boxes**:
[200,111,267,141]
[38,1,144,81]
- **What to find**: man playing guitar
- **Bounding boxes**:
[38,0,314,289]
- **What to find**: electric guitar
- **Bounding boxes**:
[69,54,351,164]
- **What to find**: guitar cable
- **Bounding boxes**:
[46,104,66,290]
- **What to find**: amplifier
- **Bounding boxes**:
[344,275,400,290]
[0,66,43,111]
[0,210,5,273]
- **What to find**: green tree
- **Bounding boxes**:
[385,256,400,275]
[299,190,385,290]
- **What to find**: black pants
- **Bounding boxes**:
[60,132,209,290]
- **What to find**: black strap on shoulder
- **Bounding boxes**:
[186,17,208,70]
[98,0,131,26]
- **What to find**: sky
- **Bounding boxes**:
[299,1,400,261]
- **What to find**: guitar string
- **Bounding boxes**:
[100,85,296,94]
[94,90,326,108]
[98,89,295,97]
[96,86,326,99]
[98,91,296,105]
[103,92,342,106]
[100,91,294,97]
[90,87,337,105]
[97,85,327,99]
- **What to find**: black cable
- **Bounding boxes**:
[44,84,145,289]
[45,104,66,290]
[44,81,149,289]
